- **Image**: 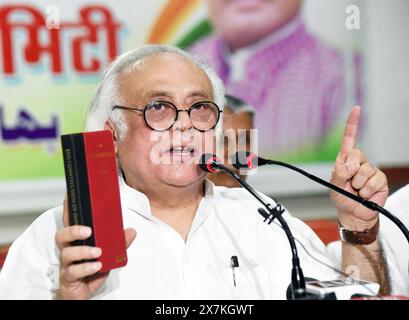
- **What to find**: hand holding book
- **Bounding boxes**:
[57,130,137,299]
[54,196,136,300]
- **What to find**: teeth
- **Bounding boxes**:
[172,147,193,153]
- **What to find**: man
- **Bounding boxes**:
[208,94,255,188]
[0,45,388,299]
[189,0,350,156]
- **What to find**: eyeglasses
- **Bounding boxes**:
[113,100,222,132]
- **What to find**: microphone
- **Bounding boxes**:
[199,153,307,299]
[199,153,222,173]
[232,151,409,245]
[199,153,280,215]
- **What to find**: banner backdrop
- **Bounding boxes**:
[0,0,363,204]
[0,0,210,181]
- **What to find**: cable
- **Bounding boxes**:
[233,151,409,246]
[270,219,380,298]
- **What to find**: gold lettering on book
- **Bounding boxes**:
[115,255,126,263]
[94,151,114,159]
[65,148,79,225]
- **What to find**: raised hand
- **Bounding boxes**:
[329,106,389,230]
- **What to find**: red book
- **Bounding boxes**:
[61,130,127,273]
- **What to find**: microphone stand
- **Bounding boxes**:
[211,160,308,299]
[256,158,409,245]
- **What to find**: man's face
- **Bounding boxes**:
[209,108,253,188]
[112,53,216,191]
[206,0,301,51]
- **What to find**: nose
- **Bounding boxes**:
[173,110,193,132]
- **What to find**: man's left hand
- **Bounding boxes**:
[330,106,389,231]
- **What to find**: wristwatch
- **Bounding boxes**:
[338,218,380,245]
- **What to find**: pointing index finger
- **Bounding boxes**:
[337,106,361,163]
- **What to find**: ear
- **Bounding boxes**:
[104,119,119,154]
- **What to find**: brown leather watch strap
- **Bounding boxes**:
[338,218,380,245]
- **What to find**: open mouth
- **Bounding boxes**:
[162,146,197,165]
[168,146,195,156]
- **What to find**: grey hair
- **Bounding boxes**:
[224,94,256,116]
[85,44,225,138]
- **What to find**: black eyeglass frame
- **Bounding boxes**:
[112,100,222,132]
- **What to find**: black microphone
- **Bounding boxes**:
[199,153,222,173]
[199,153,307,299]
[232,151,409,245]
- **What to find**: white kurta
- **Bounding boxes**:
[327,184,409,296]
[0,178,339,300]
[375,185,409,295]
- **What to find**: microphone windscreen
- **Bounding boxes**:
[199,153,220,173]
[232,151,258,169]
